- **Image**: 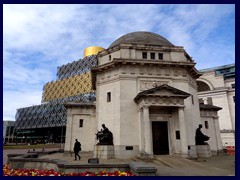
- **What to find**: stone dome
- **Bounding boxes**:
[109,31,174,48]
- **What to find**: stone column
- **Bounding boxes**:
[64,110,73,154]
[138,107,144,153]
[213,116,223,151]
[143,106,152,155]
[178,107,188,155]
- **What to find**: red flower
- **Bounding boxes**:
[3,165,135,176]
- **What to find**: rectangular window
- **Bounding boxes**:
[176,131,180,139]
[231,84,235,88]
[158,53,163,60]
[109,55,111,61]
[79,119,83,128]
[150,53,155,59]
[142,52,147,59]
[107,92,111,102]
[204,121,209,129]
[191,95,194,104]
[125,146,133,150]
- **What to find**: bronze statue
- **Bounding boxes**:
[195,124,210,145]
[96,124,113,145]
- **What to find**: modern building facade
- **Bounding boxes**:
[13,54,99,144]
[197,64,235,147]
[3,121,15,144]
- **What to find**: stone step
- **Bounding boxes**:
[155,156,205,168]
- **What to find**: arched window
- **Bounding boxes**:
[197,81,211,92]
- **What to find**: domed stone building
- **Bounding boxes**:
[64,31,223,158]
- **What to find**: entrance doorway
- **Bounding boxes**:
[152,121,169,155]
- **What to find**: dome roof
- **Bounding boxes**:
[83,46,105,58]
[109,31,174,48]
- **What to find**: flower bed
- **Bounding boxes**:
[3,165,135,176]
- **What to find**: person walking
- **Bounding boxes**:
[73,139,81,160]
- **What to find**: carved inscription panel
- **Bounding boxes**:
[140,80,170,91]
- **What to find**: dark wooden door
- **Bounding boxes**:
[152,121,169,155]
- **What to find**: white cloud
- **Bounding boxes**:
[152,4,235,68]
[3,90,43,120]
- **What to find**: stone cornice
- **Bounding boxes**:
[199,104,222,111]
[97,43,185,57]
[138,98,185,108]
[134,84,190,104]
[93,59,196,71]
[91,59,201,90]
[64,102,96,108]
[198,88,229,96]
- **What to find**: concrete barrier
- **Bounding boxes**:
[129,162,157,176]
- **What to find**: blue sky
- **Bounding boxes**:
[3,4,235,120]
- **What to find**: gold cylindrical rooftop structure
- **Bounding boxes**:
[84,46,105,58]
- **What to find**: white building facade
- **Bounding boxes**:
[197,64,235,148]
[64,32,223,158]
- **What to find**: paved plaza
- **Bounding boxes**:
[3,146,235,176]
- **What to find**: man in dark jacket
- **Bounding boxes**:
[73,139,81,160]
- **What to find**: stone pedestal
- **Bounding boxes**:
[94,145,114,159]
[196,145,212,158]
[188,145,197,159]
